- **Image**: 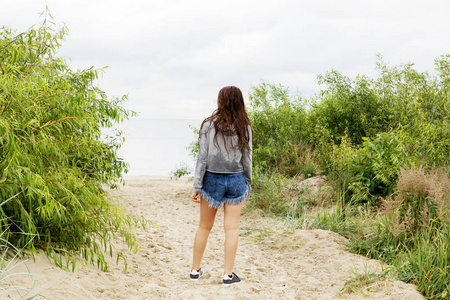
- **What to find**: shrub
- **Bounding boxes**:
[309,69,393,145]
[248,81,311,176]
[311,55,450,173]
[317,131,405,205]
[0,18,139,270]
[186,125,199,161]
[316,131,356,198]
[169,162,192,179]
[376,56,450,171]
[348,132,404,204]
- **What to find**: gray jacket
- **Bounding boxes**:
[193,120,252,193]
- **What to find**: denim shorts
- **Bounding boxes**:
[201,171,250,209]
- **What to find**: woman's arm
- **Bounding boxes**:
[242,127,252,190]
[193,124,209,193]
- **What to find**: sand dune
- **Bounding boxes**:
[4,177,424,299]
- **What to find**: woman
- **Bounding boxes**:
[190,86,253,286]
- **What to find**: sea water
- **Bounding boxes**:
[112,117,202,176]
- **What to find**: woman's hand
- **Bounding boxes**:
[191,193,201,203]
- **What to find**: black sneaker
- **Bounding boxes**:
[190,269,203,281]
[222,272,241,286]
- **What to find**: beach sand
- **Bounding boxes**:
[4,176,424,299]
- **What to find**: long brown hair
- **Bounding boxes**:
[200,86,252,152]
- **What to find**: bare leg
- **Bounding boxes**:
[223,201,244,275]
[192,196,218,271]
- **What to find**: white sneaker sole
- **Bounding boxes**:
[222,281,242,286]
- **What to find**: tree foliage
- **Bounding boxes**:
[248,81,312,176]
[314,56,450,168]
[309,70,393,145]
[0,18,139,270]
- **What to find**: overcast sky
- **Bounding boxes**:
[3,0,450,121]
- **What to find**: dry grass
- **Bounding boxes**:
[383,167,450,233]
[424,167,450,221]
[397,167,428,197]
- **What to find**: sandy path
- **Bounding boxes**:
[4,177,424,299]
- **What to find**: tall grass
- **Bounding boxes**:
[401,226,450,299]
[246,172,292,216]
[1,194,40,299]
[347,217,450,299]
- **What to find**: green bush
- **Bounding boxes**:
[0,20,140,270]
[169,162,192,179]
[318,132,404,204]
[316,131,356,196]
[311,56,450,172]
[248,81,312,176]
[348,132,404,204]
[309,69,393,145]
[312,56,450,205]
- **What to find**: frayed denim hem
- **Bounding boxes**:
[202,187,250,209]
[223,187,250,206]
[201,187,250,209]
[201,191,222,209]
